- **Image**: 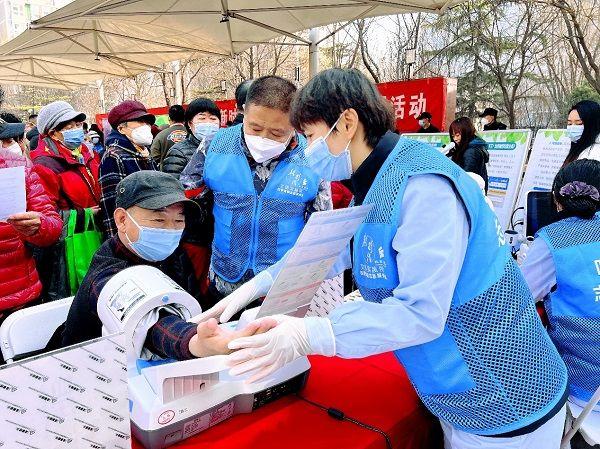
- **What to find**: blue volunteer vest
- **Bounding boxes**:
[537,213,600,403]
[204,125,320,282]
[353,137,567,435]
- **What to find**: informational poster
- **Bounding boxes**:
[257,205,372,318]
[516,129,571,209]
[405,130,530,230]
[0,334,130,449]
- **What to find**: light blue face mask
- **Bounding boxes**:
[193,122,220,141]
[62,127,85,149]
[567,124,584,142]
[125,211,183,262]
[304,114,352,181]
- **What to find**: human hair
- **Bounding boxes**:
[290,68,395,149]
[28,113,38,121]
[448,117,477,163]
[184,97,221,130]
[235,79,253,110]
[168,104,185,123]
[246,76,296,113]
[552,159,600,219]
[564,100,600,165]
[0,111,25,140]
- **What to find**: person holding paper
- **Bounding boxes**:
[520,159,600,449]
[60,171,275,361]
[212,69,569,449]
[181,75,331,304]
[0,119,62,336]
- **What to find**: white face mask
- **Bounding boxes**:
[244,132,293,163]
[480,118,489,126]
[566,124,584,142]
[418,119,426,127]
[5,141,22,155]
[130,124,153,147]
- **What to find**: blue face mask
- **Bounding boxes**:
[193,122,220,141]
[62,127,85,149]
[567,124,584,142]
[125,211,183,262]
[304,115,352,181]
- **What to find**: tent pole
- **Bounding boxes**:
[308,28,320,79]
[96,79,106,113]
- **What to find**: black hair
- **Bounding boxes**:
[553,159,600,219]
[0,111,25,140]
[28,113,38,120]
[83,122,89,132]
[169,104,185,123]
[184,98,221,133]
[246,76,296,113]
[290,68,395,149]
[564,100,600,165]
[235,79,253,110]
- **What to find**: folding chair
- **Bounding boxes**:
[561,385,600,449]
[0,296,73,363]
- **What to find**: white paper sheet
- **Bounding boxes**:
[257,205,372,318]
[0,165,26,221]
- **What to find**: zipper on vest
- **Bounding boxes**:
[249,193,261,274]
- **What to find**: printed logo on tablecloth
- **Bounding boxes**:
[0,334,130,449]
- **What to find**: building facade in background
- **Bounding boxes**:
[0,0,70,44]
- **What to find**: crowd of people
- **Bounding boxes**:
[0,69,599,449]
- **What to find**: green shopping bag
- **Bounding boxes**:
[65,208,103,295]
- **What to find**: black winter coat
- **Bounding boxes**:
[162,134,201,179]
[449,136,490,192]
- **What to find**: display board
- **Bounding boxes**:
[405,130,531,230]
[516,129,571,209]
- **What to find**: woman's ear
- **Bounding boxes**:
[341,108,359,138]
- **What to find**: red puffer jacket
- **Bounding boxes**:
[30,136,100,210]
[0,151,63,313]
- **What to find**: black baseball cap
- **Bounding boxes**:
[0,118,25,140]
[116,171,197,211]
[416,112,432,120]
[479,107,498,117]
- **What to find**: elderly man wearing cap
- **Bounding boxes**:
[60,170,275,360]
[100,100,157,237]
[30,101,101,213]
[479,107,508,131]
[0,118,62,345]
[416,111,440,133]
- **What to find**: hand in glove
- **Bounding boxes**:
[189,270,273,324]
[226,315,335,382]
[188,317,278,358]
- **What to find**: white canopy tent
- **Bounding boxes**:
[0,0,463,89]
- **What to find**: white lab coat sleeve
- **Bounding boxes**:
[519,237,556,302]
[306,174,470,358]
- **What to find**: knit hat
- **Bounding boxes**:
[108,100,155,129]
[37,101,86,134]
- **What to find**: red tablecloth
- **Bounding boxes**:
[133,353,442,449]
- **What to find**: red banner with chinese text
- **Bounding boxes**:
[377,77,457,133]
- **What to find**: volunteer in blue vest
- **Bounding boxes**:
[520,159,600,448]
[195,75,331,305]
[211,69,569,449]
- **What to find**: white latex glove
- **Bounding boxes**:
[189,270,274,324]
[226,315,335,382]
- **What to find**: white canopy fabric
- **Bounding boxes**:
[0,0,462,88]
